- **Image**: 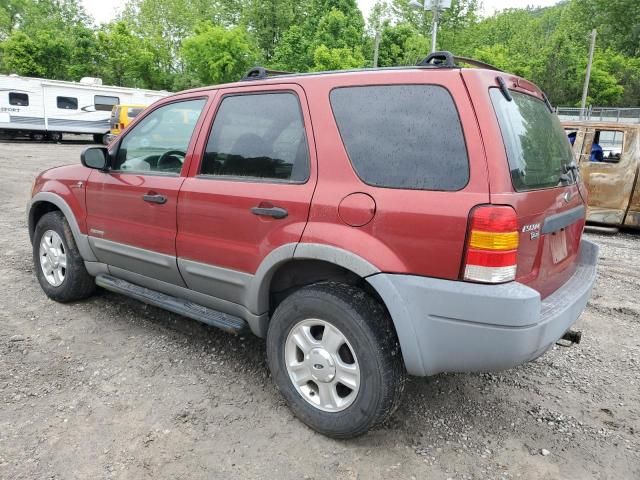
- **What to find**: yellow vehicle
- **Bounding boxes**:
[107,104,146,142]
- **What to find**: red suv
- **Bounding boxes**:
[28,52,598,438]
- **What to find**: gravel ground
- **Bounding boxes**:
[1,140,639,480]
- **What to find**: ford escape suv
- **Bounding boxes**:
[28,52,598,439]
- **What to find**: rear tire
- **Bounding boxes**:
[30,132,45,142]
[47,132,62,142]
[266,282,405,438]
[33,211,96,302]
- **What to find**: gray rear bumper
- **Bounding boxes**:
[367,240,599,376]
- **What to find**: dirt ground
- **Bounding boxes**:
[1,139,638,480]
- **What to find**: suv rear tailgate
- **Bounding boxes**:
[462,69,586,298]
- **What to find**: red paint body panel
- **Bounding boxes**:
[462,69,586,297]
[32,164,92,233]
[85,171,184,255]
[176,83,317,274]
[300,70,489,279]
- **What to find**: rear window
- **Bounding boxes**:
[490,89,576,191]
[330,85,469,191]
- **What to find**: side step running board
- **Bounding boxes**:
[96,274,248,335]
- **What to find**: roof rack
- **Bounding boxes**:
[241,66,292,81]
[416,51,503,72]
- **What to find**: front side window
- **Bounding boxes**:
[491,89,576,191]
[57,96,78,110]
[9,92,29,106]
[330,85,469,191]
[95,95,119,112]
[201,92,310,182]
[113,98,206,174]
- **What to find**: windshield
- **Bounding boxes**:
[490,89,576,191]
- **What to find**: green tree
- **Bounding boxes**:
[182,22,260,85]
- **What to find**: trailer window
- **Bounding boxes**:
[95,95,119,112]
[9,92,29,106]
[57,96,78,110]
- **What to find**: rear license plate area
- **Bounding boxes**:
[550,229,568,264]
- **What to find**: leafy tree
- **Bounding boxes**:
[182,22,260,85]
[377,22,428,67]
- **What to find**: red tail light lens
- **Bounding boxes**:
[463,205,519,283]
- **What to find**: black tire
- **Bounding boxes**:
[47,132,63,142]
[267,282,405,438]
[33,211,95,302]
[93,134,105,144]
[30,132,45,142]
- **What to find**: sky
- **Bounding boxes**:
[81,0,562,25]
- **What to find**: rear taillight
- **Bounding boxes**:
[463,205,519,283]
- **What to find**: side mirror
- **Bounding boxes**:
[81,146,109,170]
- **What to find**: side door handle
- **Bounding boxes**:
[250,206,288,219]
[143,193,167,204]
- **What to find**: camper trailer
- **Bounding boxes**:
[0,74,169,143]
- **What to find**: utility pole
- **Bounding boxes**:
[409,0,451,54]
[430,4,439,53]
[580,29,597,120]
[373,31,381,68]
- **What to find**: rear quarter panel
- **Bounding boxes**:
[300,70,490,279]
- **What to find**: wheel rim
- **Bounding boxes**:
[285,319,360,412]
[39,230,67,287]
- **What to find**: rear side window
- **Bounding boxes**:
[94,95,119,112]
[9,92,29,106]
[330,85,469,191]
[201,92,309,182]
[57,96,78,110]
[490,89,576,191]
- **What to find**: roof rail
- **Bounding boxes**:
[416,51,503,72]
[241,66,292,81]
[417,51,457,67]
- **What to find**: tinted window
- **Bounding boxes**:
[490,89,576,191]
[201,93,309,182]
[330,85,469,191]
[95,95,119,112]
[9,92,29,106]
[113,99,206,174]
[57,96,78,110]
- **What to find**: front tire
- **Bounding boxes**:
[267,282,405,438]
[33,211,95,302]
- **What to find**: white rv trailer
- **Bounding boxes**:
[0,74,169,142]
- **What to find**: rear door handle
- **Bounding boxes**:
[250,206,288,219]
[143,193,167,204]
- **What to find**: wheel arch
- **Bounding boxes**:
[28,192,97,261]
